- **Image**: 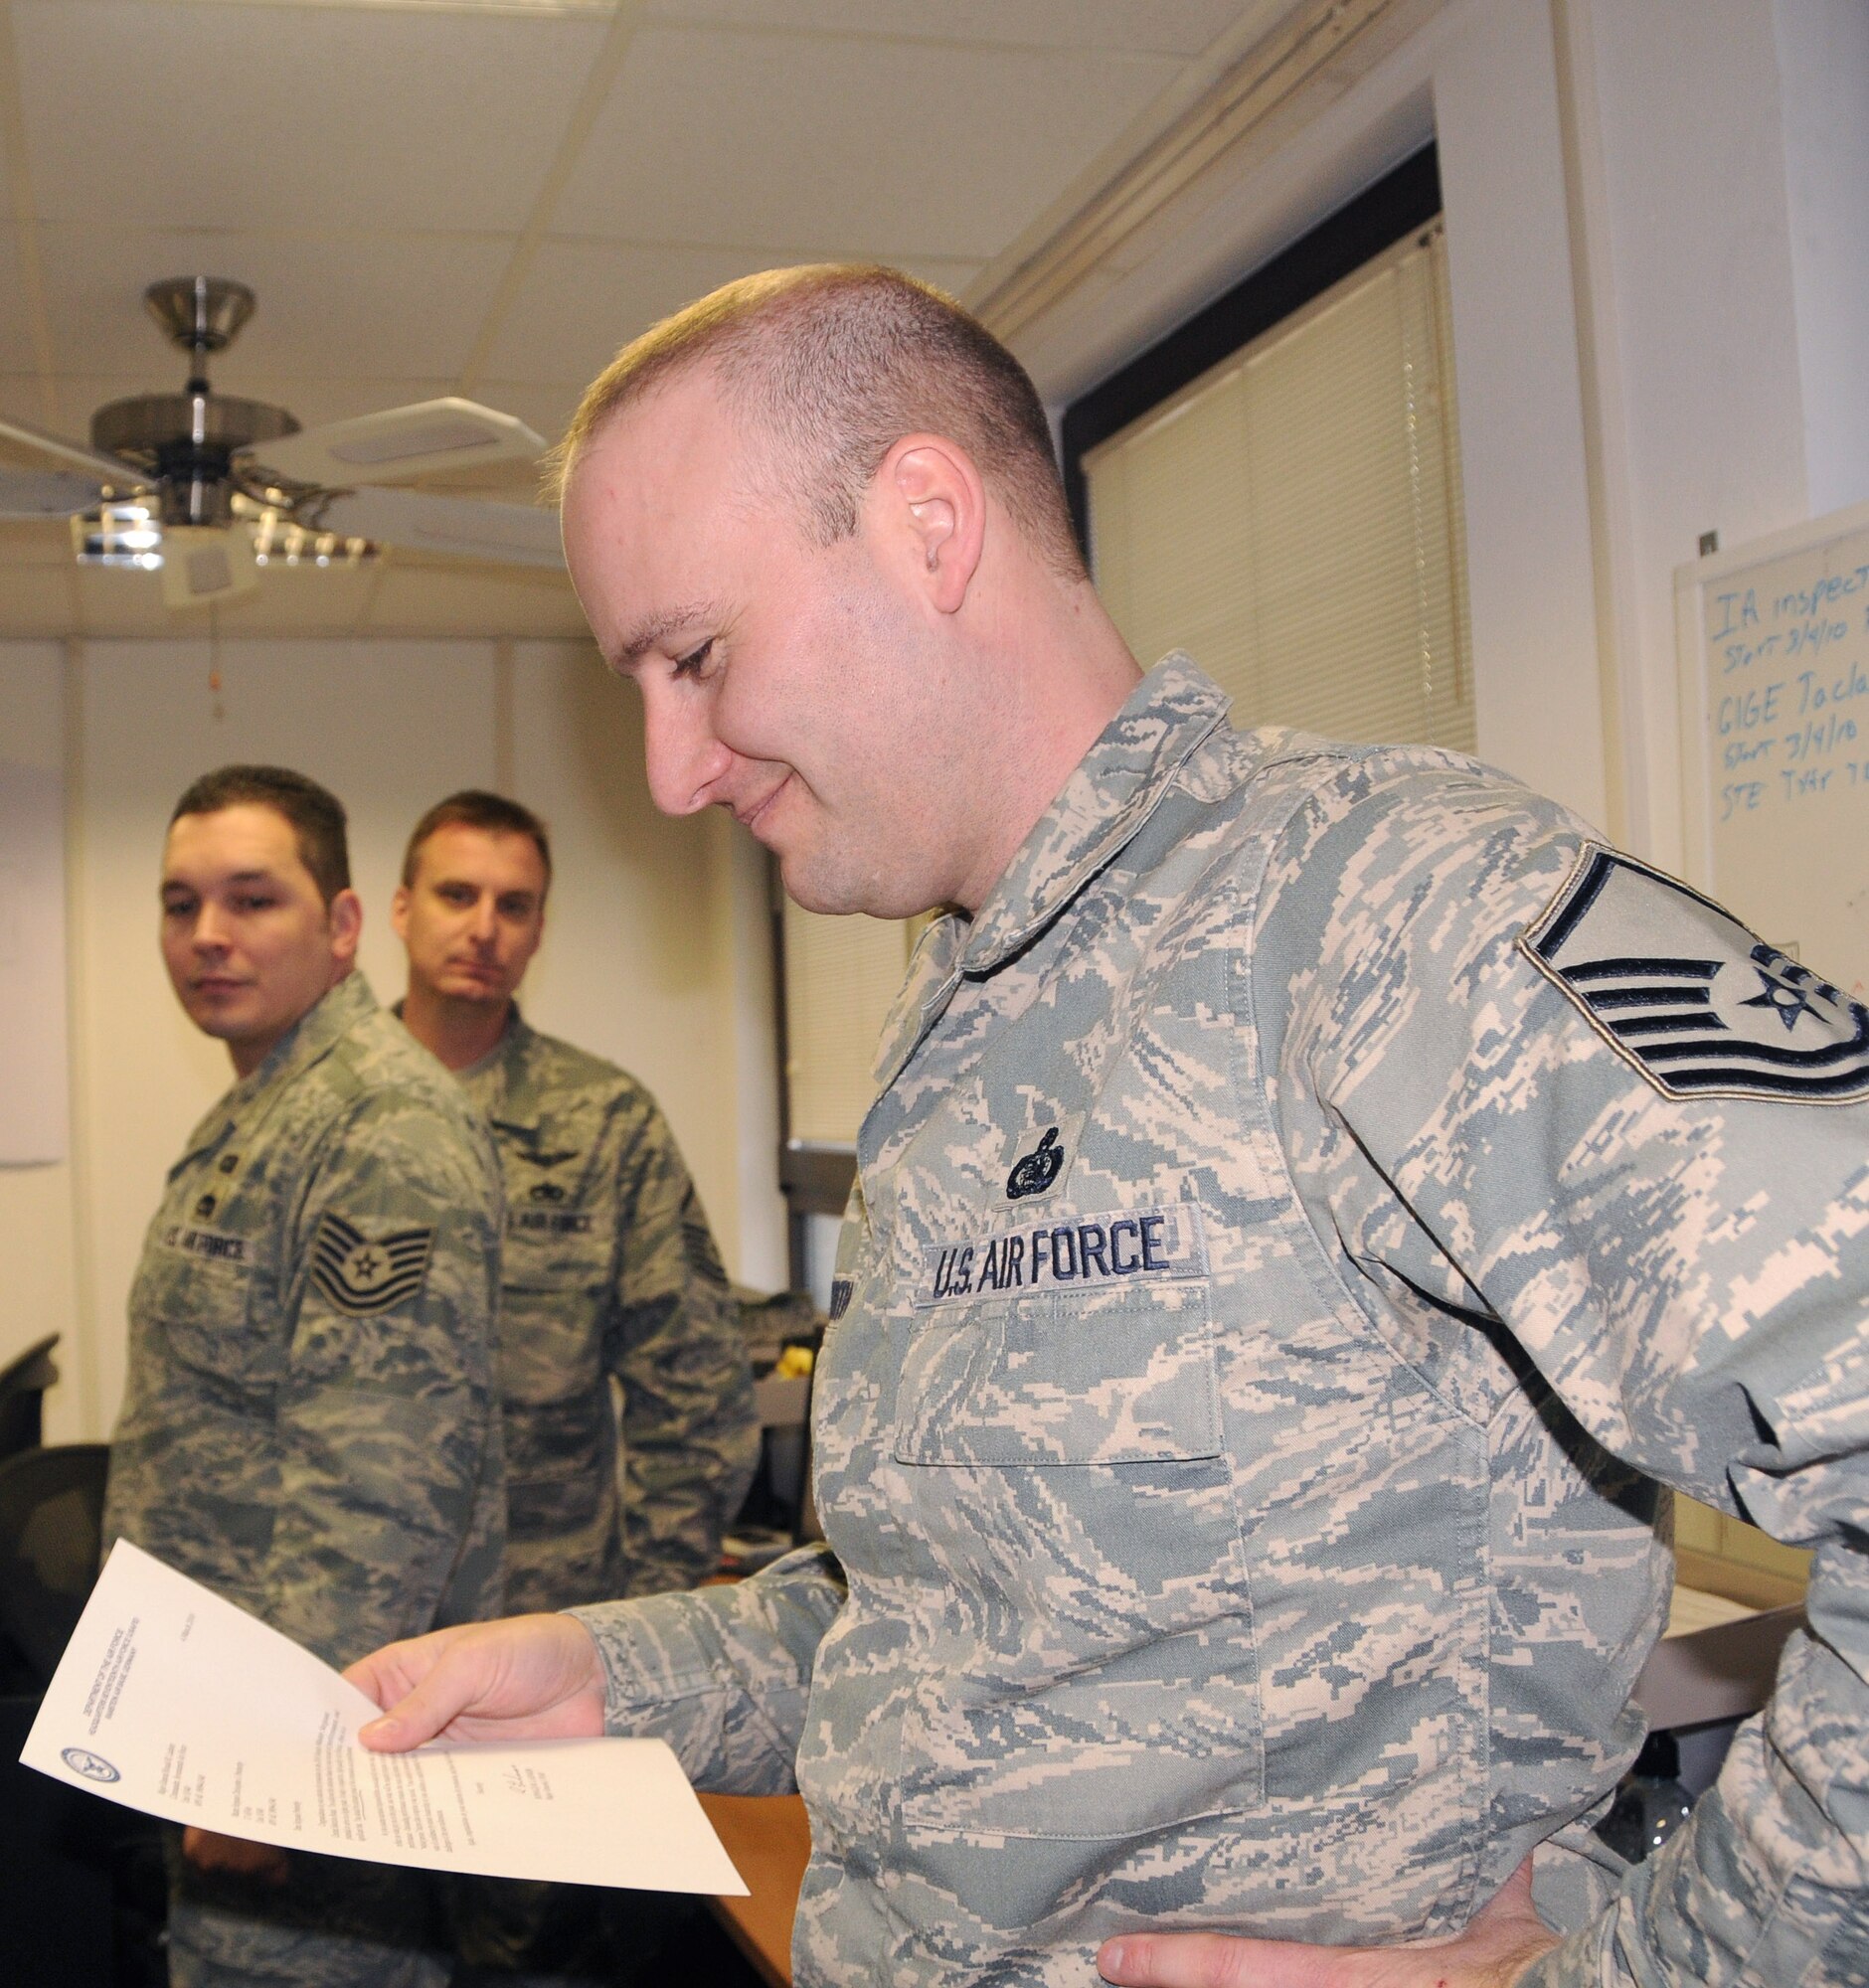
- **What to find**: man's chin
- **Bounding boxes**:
[779,849,939,921]
[181,1000,249,1041]
[434,977,510,1006]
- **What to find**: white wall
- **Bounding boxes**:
[0,643,83,1434]
[0,637,784,1441]
[1775,0,1869,523]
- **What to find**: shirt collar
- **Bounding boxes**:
[871,655,1232,1088]
[960,654,1230,973]
[457,1005,540,1131]
[183,969,378,1154]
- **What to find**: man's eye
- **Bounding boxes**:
[232,895,273,912]
[673,638,715,679]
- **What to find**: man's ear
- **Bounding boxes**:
[389,882,410,942]
[328,888,364,969]
[885,434,985,614]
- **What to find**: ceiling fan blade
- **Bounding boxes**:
[0,468,107,519]
[246,398,547,489]
[0,413,149,489]
[159,526,261,611]
[306,487,564,569]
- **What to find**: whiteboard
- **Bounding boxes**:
[1675,498,1869,1002]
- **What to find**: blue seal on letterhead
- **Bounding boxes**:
[62,1745,120,1783]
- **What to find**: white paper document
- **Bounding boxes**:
[21,1541,748,1896]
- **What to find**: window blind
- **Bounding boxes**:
[1086,221,1473,752]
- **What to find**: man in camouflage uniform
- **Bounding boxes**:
[391,789,757,1980]
[104,764,505,1988]
[392,788,756,1611]
[350,268,1869,1988]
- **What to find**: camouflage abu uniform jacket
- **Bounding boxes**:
[459,1013,756,1609]
[568,659,1869,1986]
[105,971,505,1671]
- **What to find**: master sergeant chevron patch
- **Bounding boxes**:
[1519,845,1869,1103]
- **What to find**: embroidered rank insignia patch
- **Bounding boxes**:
[310,1213,436,1315]
[918,1203,1207,1309]
[1521,845,1869,1102]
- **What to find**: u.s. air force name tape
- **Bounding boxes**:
[161,1224,246,1262]
[917,1202,1207,1309]
[309,1212,436,1315]
[1521,845,1869,1103]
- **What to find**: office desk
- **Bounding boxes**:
[700,1793,810,1988]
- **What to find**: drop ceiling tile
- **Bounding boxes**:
[0,519,73,567]
[657,0,1247,59]
[14,0,608,233]
[365,559,588,639]
[4,372,145,438]
[71,563,177,636]
[39,229,514,380]
[469,379,583,448]
[554,24,1182,259]
[477,238,981,388]
[0,561,77,636]
[213,560,379,635]
[70,556,384,637]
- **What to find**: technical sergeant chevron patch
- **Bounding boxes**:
[310,1212,436,1315]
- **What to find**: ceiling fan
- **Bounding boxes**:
[0,276,564,609]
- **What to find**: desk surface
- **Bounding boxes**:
[700,1793,810,1988]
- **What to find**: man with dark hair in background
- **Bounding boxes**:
[104,763,505,1988]
[392,788,757,1983]
[351,269,1869,1988]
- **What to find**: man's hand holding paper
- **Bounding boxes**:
[21,1541,744,1898]
[346,1613,606,1751]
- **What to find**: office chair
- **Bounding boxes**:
[0,1441,167,1986]
[0,1439,109,1689]
[0,1331,60,1463]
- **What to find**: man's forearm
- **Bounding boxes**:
[569,1543,845,1793]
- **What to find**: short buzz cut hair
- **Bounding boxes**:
[402,790,553,897]
[548,263,1085,580]
[169,764,350,907]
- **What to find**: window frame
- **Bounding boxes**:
[1062,143,1442,562]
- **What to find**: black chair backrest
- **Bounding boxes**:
[0,1441,109,1691]
[0,1333,60,1462]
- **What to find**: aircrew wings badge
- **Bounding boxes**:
[1520,845,1869,1103]
[310,1213,436,1315]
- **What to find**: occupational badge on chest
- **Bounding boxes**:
[310,1213,436,1315]
[1000,1106,1082,1204]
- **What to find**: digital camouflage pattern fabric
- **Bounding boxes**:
[461,1014,757,1610]
[569,659,1869,1987]
[105,969,506,1987]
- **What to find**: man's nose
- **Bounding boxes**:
[192,905,230,950]
[639,683,733,817]
[467,896,499,942]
